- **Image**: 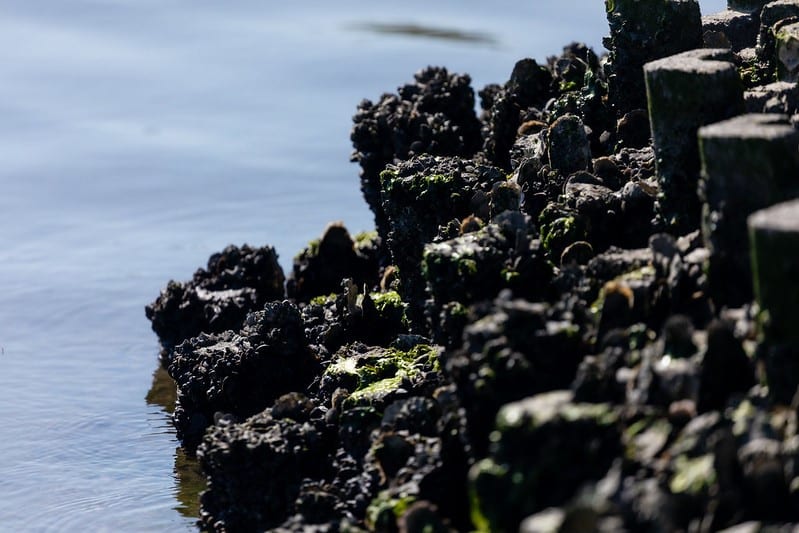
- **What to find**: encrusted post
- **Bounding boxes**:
[748,199,799,402]
[757,0,799,67]
[729,0,772,11]
[547,115,591,175]
[699,113,799,307]
[702,10,759,51]
[604,0,703,116]
[775,20,799,80]
[760,0,799,39]
[644,48,745,233]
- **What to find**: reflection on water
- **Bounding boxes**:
[146,365,206,519]
[349,22,497,45]
[174,447,206,519]
[146,366,177,414]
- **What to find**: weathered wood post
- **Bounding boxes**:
[699,113,799,307]
[775,20,799,80]
[756,0,799,69]
[749,199,799,402]
[604,0,703,116]
[644,48,745,233]
[730,0,772,12]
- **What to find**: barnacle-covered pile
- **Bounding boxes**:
[147,1,799,530]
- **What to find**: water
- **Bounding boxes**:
[0,1,726,530]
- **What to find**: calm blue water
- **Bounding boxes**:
[0,1,725,530]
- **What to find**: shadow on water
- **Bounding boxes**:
[146,365,206,520]
[347,21,498,46]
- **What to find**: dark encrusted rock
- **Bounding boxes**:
[168,301,318,448]
[702,9,759,52]
[547,115,591,175]
[444,291,590,455]
[318,341,443,418]
[584,246,652,290]
[536,167,658,264]
[358,393,472,532]
[287,223,381,303]
[757,1,799,74]
[422,213,552,344]
[615,178,659,248]
[469,391,621,532]
[744,81,799,113]
[282,393,470,531]
[627,332,700,409]
[511,134,562,219]
[480,58,553,169]
[363,433,454,532]
[562,175,621,251]
[379,155,506,327]
[538,202,589,262]
[301,282,410,358]
[592,233,712,338]
[145,8,799,531]
[604,0,703,115]
[615,108,651,150]
[351,67,483,239]
[197,394,334,532]
[544,43,615,158]
[146,244,285,353]
[572,324,649,404]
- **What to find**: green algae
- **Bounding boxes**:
[380,168,456,196]
[469,459,508,533]
[345,376,404,407]
[370,290,404,314]
[325,344,441,408]
[366,491,417,530]
[669,454,716,496]
[353,229,378,246]
[310,293,337,306]
[538,210,587,261]
[293,237,321,262]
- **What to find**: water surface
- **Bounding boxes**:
[0,1,725,530]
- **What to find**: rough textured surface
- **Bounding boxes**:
[645,48,745,233]
[480,58,553,169]
[756,1,799,74]
[287,223,381,303]
[351,67,483,240]
[604,0,703,115]
[749,200,799,341]
[775,20,799,80]
[547,115,591,175]
[699,113,799,307]
[744,80,799,113]
[379,155,505,327]
[143,5,799,530]
[146,244,285,353]
[729,0,772,12]
[197,394,334,532]
[469,391,620,532]
[422,213,552,344]
[750,200,799,402]
[702,9,759,51]
[168,301,318,448]
[444,293,589,456]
